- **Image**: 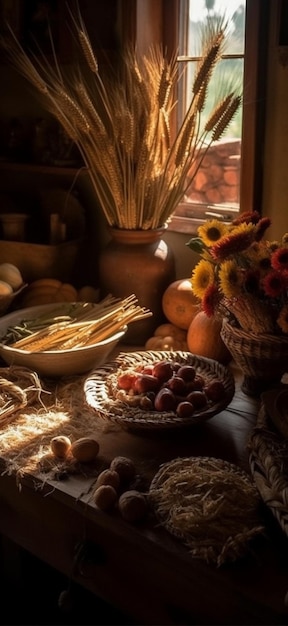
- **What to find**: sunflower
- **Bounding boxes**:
[191,260,215,299]
[197,220,228,247]
[218,260,243,298]
[246,241,271,271]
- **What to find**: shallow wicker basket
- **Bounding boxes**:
[220,320,288,396]
[84,350,235,432]
[248,387,288,538]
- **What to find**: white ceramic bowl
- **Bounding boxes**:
[0,303,127,378]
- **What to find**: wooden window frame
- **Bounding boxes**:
[119,0,269,231]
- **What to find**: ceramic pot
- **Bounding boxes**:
[99,226,176,345]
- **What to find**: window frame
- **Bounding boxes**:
[119,0,270,233]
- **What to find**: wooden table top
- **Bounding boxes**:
[0,352,288,625]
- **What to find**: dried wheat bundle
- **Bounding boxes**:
[1,14,241,229]
[149,456,264,566]
[4,294,151,352]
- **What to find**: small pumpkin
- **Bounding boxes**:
[145,322,188,351]
[162,279,200,330]
[187,311,231,365]
[19,278,78,307]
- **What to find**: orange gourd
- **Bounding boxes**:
[162,279,200,330]
[19,278,78,307]
[145,322,188,351]
[187,311,231,365]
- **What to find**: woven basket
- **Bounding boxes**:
[220,320,288,396]
[84,350,235,432]
[248,392,288,538]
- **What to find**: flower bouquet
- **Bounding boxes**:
[187,211,288,394]
[187,211,288,336]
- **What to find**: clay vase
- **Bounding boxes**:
[98,226,176,345]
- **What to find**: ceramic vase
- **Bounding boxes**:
[98,226,176,345]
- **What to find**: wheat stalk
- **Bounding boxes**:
[1,13,241,229]
[7,295,152,352]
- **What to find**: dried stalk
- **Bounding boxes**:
[7,295,151,352]
[1,15,241,229]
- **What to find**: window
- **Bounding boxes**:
[166,0,269,233]
[124,0,269,233]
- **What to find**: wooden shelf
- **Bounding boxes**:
[0,161,88,177]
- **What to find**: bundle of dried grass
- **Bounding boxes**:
[1,12,241,229]
[149,456,264,566]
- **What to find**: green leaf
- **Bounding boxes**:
[186,237,206,254]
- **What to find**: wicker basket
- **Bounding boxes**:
[84,350,235,432]
[248,391,288,538]
[220,320,288,397]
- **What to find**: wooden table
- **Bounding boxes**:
[0,356,288,625]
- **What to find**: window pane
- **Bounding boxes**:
[173,0,246,230]
[187,0,246,56]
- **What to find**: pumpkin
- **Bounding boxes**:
[187,311,231,365]
[162,279,200,330]
[19,278,78,307]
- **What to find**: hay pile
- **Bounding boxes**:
[149,456,265,566]
[0,366,107,480]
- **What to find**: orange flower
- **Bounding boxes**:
[210,223,255,261]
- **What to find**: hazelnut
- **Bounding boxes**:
[110,456,136,483]
[95,469,120,491]
[50,435,71,459]
[93,485,118,511]
[71,437,99,462]
[118,490,147,523]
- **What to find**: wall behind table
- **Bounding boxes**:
[262,0,288,239]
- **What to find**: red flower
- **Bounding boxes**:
[254,217,272,241]
[201,283,220,317]
[232,211,261,225]
[271,247,288,271]
[262,270,287,298]
[210,228,255,261]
